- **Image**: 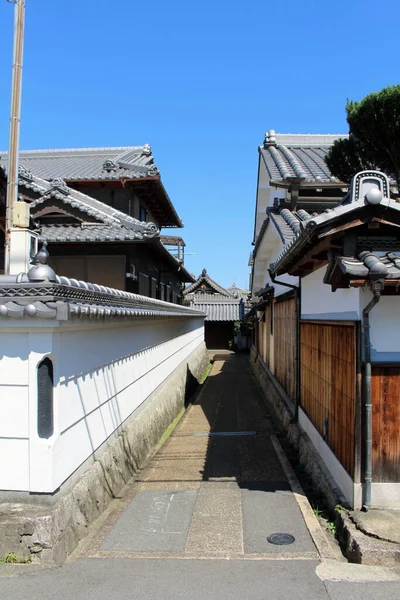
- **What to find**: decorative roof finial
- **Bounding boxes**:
[142,144,152,156]
[264,129,277,147]
[103,159,119,172]
[49,178,69,195]
[27,242,57,283]
[201,268,207,277]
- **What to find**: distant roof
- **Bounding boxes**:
[0,145,157,182]
[189,297,242,321]
[260,130,348,184]
[183,268,232,297]
[226,283,250,300]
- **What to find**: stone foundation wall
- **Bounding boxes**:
[0,342,209,565]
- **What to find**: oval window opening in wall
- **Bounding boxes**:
[37,357,54,439]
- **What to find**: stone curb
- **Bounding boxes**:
[336,510,400,566]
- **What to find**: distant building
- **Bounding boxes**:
[183,269,243,349]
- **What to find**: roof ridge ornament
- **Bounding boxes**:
[49,178,69,195]
[103,159,119,172]
[148,164,159,176]
[349,171,389,204]
[142,144,152,156]
[201,268,207,277]
[18,164,33,181]
[143,221,159,238]
[264,129,277,147]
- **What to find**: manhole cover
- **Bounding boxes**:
[267,533,295,545]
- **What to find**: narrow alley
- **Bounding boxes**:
[0,353,399,600]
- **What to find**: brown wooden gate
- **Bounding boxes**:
[372,366,400,482]
[274,298,296,402]
[300,322,356,476]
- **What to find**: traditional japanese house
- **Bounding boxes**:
[0,145,194,300]
[250,131,400,509]
[183,269,243,349]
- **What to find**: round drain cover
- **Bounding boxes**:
[267,533,295,545]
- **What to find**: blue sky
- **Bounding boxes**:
[0,0,399,289]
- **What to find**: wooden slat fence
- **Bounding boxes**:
[372,366,400,483]
[300,322,356,476]
[274,298,296,402]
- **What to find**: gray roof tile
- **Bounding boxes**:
[0,163,159,241]
[39,223,150,243]
[0,145,157,181]
[338,252,400,279]
[260,132,347,184]
[189,298,242,321]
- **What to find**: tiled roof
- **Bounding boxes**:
[337,252,400,279]
[226,284,250,300]
[260,130,348,184]
[183,269,232,297]
[0,145,157,181]
[0,276,205,321]
[268,208,301,245]
[0,163,159,241]
[189,298,242,321]
[270,171,400,275]
[39,223,152,243]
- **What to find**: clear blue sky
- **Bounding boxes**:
[0,0,399,289]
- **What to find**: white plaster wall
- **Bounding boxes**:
[301,270,400,358]
[0,333,30,490]
[360,290,400,360]
[252,223,298,298]
[0,317,204,493]
[254,157,286,240]
[301,267,361,321]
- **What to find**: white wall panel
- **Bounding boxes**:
[0,315,204,493]
[0,385,29,438]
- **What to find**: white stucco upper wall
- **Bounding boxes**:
[301,267,400,360]
[360,290,400,361]
[0,316,205,494]
[254,156,286,240]
[252,220,298,298]
[301,267,361,321]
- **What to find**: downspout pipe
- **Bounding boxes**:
[269,269,300,422]
[362,279,384,511]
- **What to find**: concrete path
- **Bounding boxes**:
[1,352,400,599]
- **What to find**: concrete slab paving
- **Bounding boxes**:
[241,484,317,554]
[101,489,198,552]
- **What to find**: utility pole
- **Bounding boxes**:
[4,0,26,274]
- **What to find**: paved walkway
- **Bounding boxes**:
[93,351,318,560]
[1,353,400,599]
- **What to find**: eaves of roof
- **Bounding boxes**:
[270,196,400,276]
[150,239,195,283]
[189,298,242,321]
[0,163,160,239]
